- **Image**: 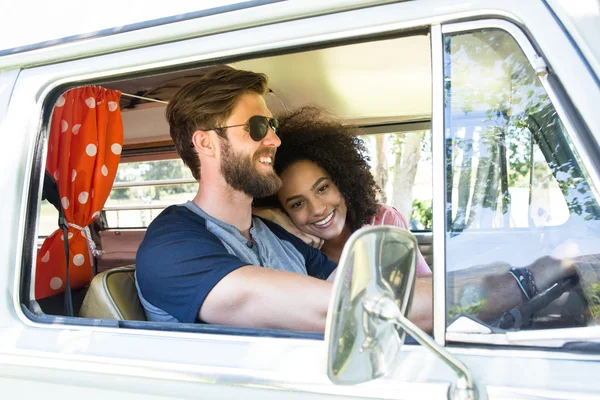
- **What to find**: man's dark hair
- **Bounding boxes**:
[166,65,268,180]
[264,106,381,232]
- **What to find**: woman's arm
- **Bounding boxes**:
[253,207,324,249]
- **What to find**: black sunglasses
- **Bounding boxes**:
[208,116,279,142]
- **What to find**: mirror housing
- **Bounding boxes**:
[324,226,417,384]
[325,226,485,400]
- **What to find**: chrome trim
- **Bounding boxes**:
[441,19,600,347]
[487,385,597,400]
[361,120,432,135]
[445,342,600,361]
[12,78,52,320]
[442,19,600,205]
[389,306,479,399]
[430,23,446,346]
[112,178,198,188]
[448,324,600,348]
[325,225,418,385]
[103,205,169,211]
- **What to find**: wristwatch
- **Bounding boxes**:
[509,267,539,300]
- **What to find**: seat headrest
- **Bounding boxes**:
[80,266,146,321]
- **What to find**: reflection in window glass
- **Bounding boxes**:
[38,200,59,237]
[444,29,600,331]
[359,131,432,230]
[106,159,197,228]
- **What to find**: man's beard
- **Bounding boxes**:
[220,140,282,198]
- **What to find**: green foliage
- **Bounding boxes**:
[411,199,432,230]
[109,187,130,200]
[331,318,357,375]
[446,28,600,230]
[585,282,600,320]
[110,159,196,202]
[420,130,432,161]
[448,299,488,321]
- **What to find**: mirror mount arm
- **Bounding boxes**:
[363,297,484,400]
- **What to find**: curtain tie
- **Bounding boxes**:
[68,222,104,257]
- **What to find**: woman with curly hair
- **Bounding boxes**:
[254,106,431,276]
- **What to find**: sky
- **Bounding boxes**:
[0,0,245,51]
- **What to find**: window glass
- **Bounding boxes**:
[444,29,600,330]
[359,130,432,230]
[38,160,197,233]
[39,199,59,237]
[105,159,197,228]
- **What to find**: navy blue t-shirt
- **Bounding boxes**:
[135,204,336,323]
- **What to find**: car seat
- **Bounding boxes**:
[80,266,146,320]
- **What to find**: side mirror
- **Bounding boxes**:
[324,225,416,384]
[324,226,484,400]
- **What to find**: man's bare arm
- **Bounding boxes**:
[200,265,434,333]
[447,256,576,323]
[408,277,433,334]
[199,266,332,332]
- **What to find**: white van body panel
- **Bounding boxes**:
[1,0,600,398]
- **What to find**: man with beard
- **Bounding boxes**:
[134,66,339,331]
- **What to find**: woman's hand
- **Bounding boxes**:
[253,207,324,249]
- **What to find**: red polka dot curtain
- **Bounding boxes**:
[35,86,123,300]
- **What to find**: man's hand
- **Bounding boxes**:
[253,207,324,249]
[528,255,577,293]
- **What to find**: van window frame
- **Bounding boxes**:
[434,19,600,348]
[19,22,432,341]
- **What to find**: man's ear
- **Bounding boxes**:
[192,130,216,157]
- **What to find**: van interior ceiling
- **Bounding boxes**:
[103,33,431,150]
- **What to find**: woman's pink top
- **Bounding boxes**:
[368,204,432,277]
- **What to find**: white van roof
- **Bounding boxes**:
[0,0,397,71]
[0,1,266,55]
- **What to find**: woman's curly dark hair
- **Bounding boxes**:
[262,106,381,232]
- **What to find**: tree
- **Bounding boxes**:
[109,187,130,200]
[391,131,425,218]
[373,134,388,203]
[108,160,197,202]
[445,28,600,233]
[446,29,540,230]
[141,160,192,200]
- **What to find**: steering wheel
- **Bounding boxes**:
[496,275,580,330]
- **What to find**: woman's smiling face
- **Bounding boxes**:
[277,160,348,240]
